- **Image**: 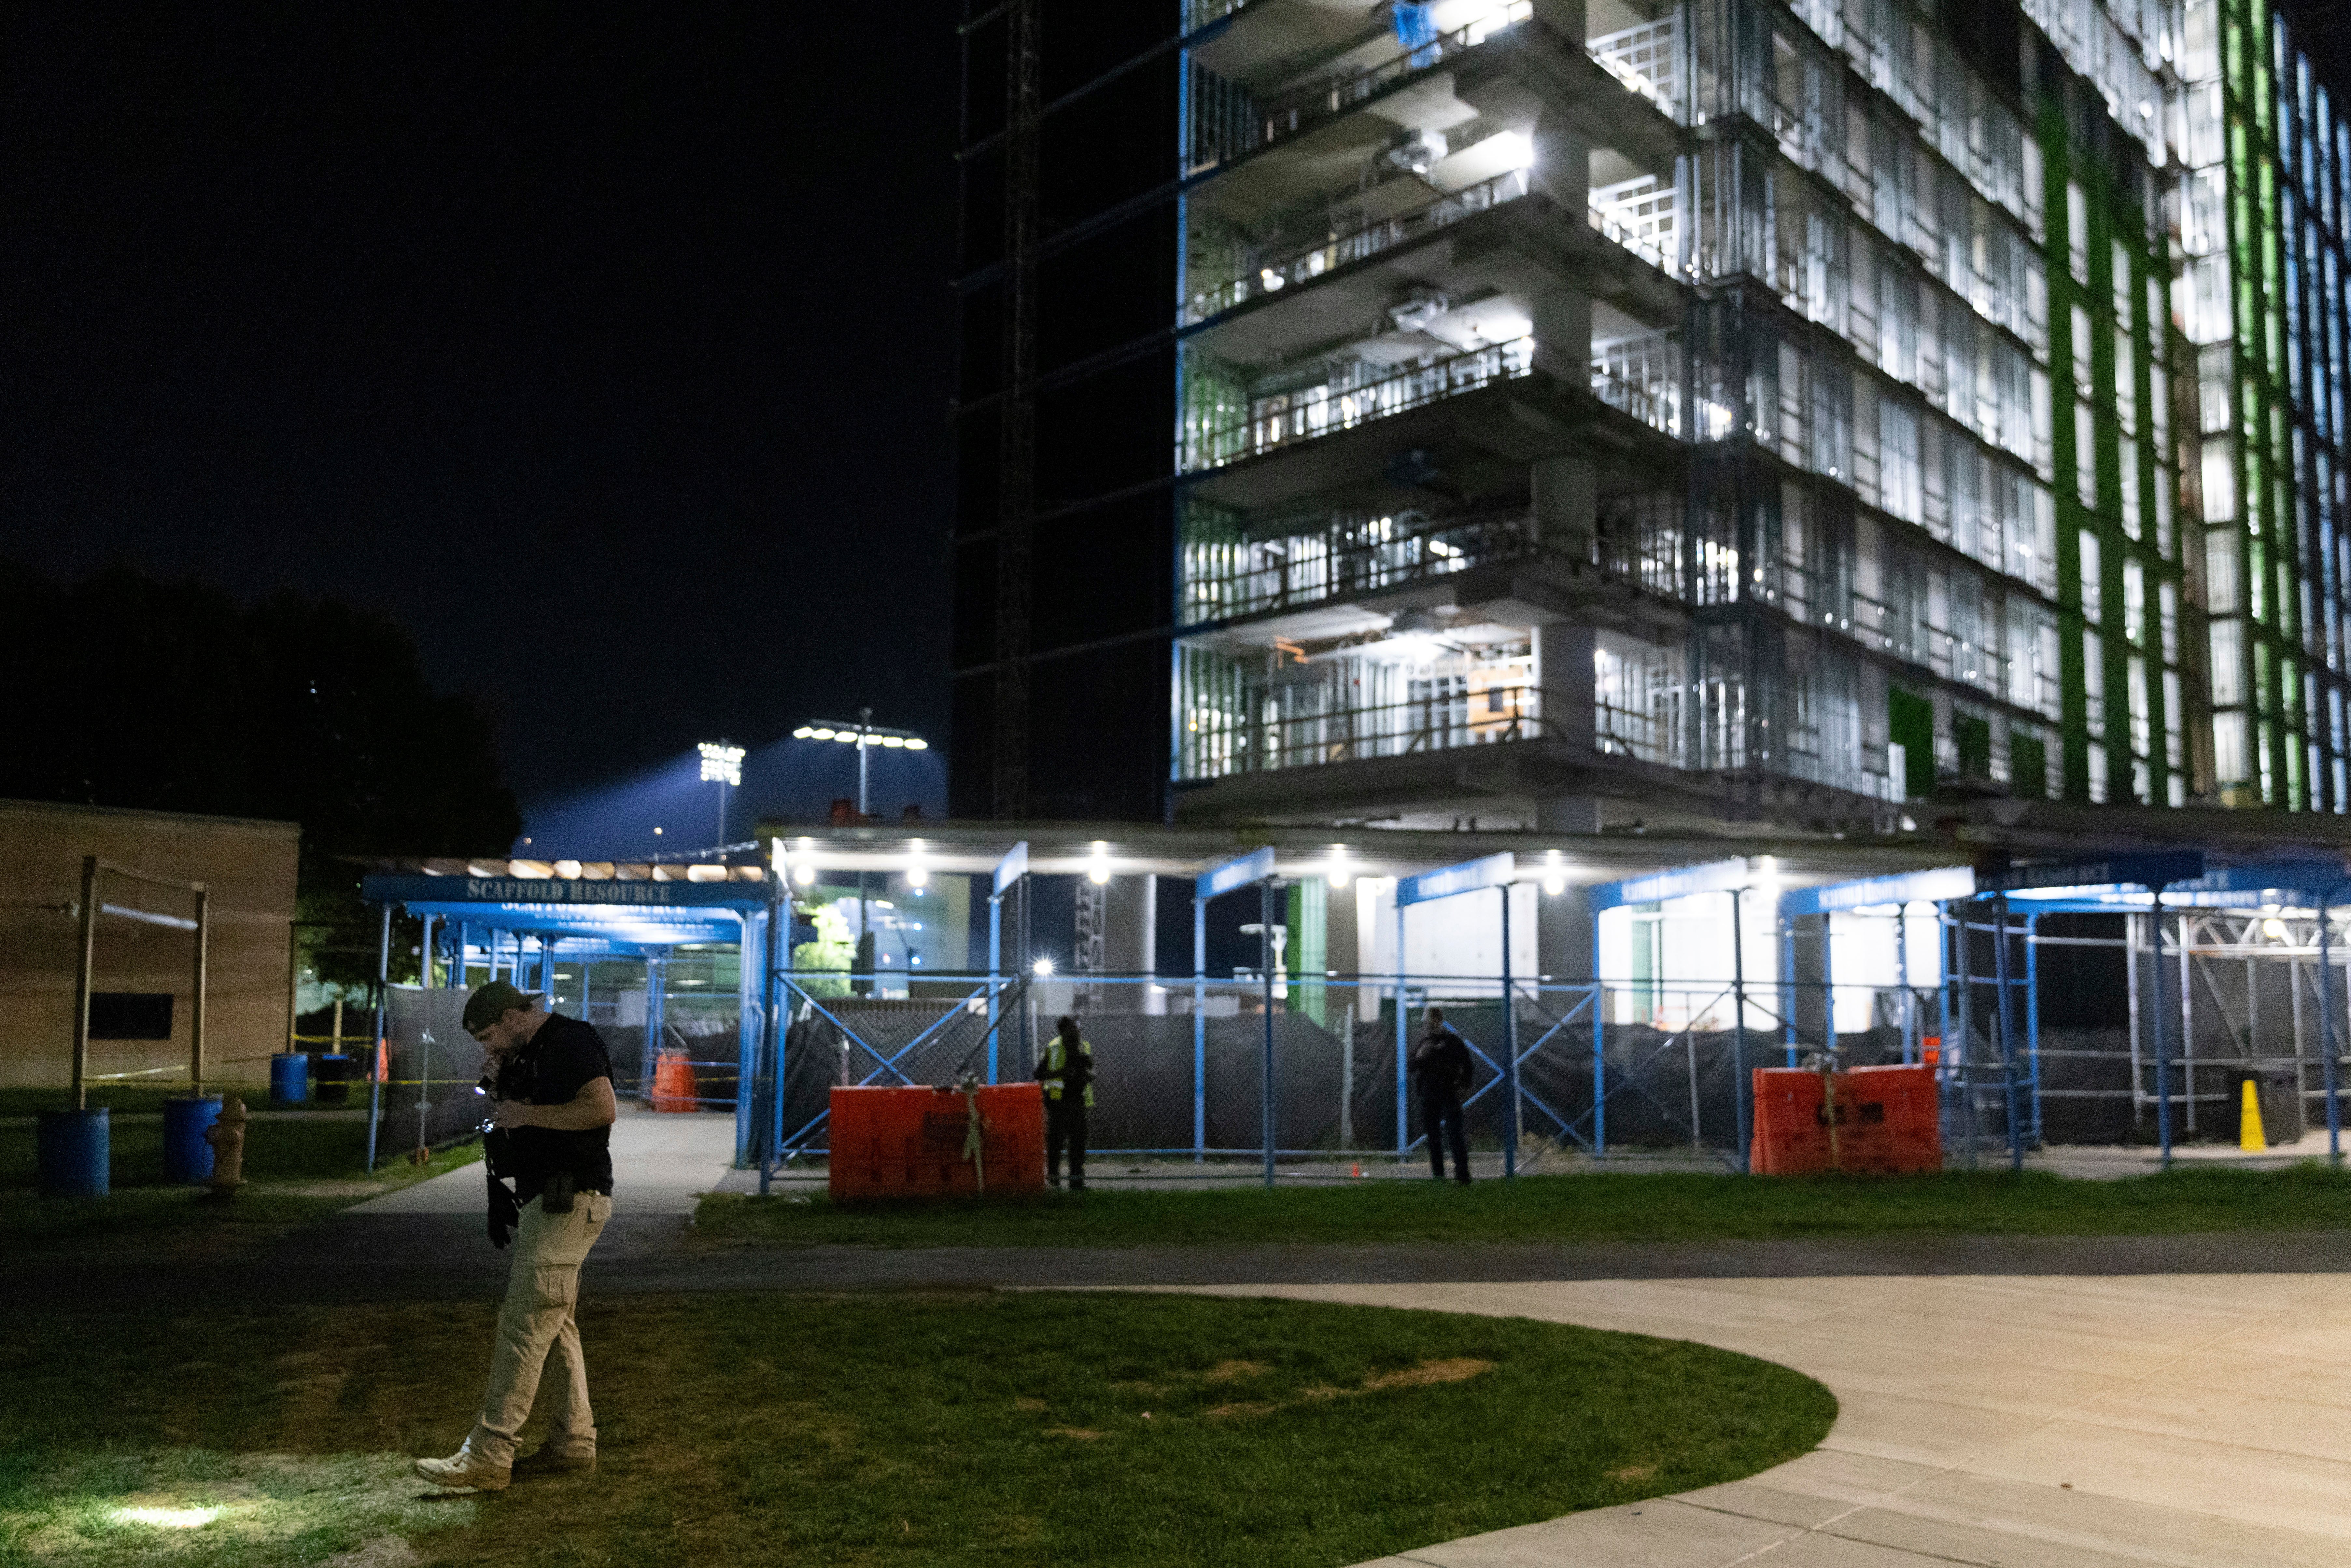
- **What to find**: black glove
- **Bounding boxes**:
[487,1169,521,1249]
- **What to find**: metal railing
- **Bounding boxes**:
[1185,166,1533,325]
[1588,13,1681,118]
[1183,335,1535,472]
[1221,680,1542,775]
[1589,173,1679,274]
[1181,509,1542,624]
[1254,4,1531,151]
[1591,329,1681,436]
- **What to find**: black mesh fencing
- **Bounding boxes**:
[760,984,1863,1163]
[380,987,490,1156]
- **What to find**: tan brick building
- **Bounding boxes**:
[0,799,300,1090]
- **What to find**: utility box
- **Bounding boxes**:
[829,1084,1045,1200]
[2227,1065,2305,1146]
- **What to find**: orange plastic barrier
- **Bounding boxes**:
[829,1084,1046,1200]
[650,1051,697,1113]
[1750,1064,1941,1175]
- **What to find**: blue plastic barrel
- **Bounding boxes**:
[37,1108,109,1197]
[270,1052,310,1104]
[163,1095,222,1183]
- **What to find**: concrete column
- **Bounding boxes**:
[1534,620,1597,753]
[1538,883,1594,982]
[1791,912,1830,1047]
[1532,456,1598,560]
[1140,873,1164,1015]
[1530,288,1593,389]
[1100,874,1154,1012]
[1529,107,1590,212]
[1326,871,1360,1025]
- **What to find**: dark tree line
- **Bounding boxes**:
[1,559,518,982]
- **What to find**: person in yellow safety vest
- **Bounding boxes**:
[1035,1014,1093,1190]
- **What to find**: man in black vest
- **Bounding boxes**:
[1410,1006,1474,1183]
[416,981,618,1491]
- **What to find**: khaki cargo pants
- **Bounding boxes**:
[467,1192,612,1467]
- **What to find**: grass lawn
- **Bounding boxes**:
[0,1291,1834,1568]
[0,1112,478,1252]
[694,1164,2351,1250]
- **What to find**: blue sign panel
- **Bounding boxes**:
[1196,845,1276,899]
[362,874,770,909]
[1780,866,1976,916]
[1974,852,2204,893]
[1396,852,1515,907]
[1587,857,1750,912]
[2174,859,2350,896]
[993,840,1030,894]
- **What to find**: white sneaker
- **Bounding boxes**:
[414,1446,511,1491]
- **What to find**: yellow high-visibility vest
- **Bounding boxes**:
[1041,1035,1094,1107]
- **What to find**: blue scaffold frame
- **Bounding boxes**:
[1393,852,1527,1178]
[360,871,777,1170]
[1587,858,1756,1171]
[756,841,1034,1194]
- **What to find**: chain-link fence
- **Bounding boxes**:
[757,973,2003,1171]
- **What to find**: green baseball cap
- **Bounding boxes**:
[462,980,540,1033]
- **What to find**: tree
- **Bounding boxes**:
[791,903,856,999]
[0,559,520,985]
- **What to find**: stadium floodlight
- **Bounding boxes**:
[697,741,744,787]
[698,740,744,846]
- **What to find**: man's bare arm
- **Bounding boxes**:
[493,1077,618,1131]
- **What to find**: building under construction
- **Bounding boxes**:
[953,0,2351,833]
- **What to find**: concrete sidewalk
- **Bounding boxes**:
[1147,1273,2351,1568]
[347,1107,739,1217]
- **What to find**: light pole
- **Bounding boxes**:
[698,740,744,847]
[791,713,929,995]
[791,712,930,816]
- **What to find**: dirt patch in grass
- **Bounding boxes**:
[1364,1357,1494,1391]
[1203,1359,1271,1382]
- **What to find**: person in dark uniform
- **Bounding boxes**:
[416,981,618,1492]
[1036,1014,1093,1190]
[1410,1006,1474,1183]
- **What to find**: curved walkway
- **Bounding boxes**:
[1154,1273,2351,1567]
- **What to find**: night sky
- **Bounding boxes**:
[14,2,2351,833]
[0,4,961,817]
